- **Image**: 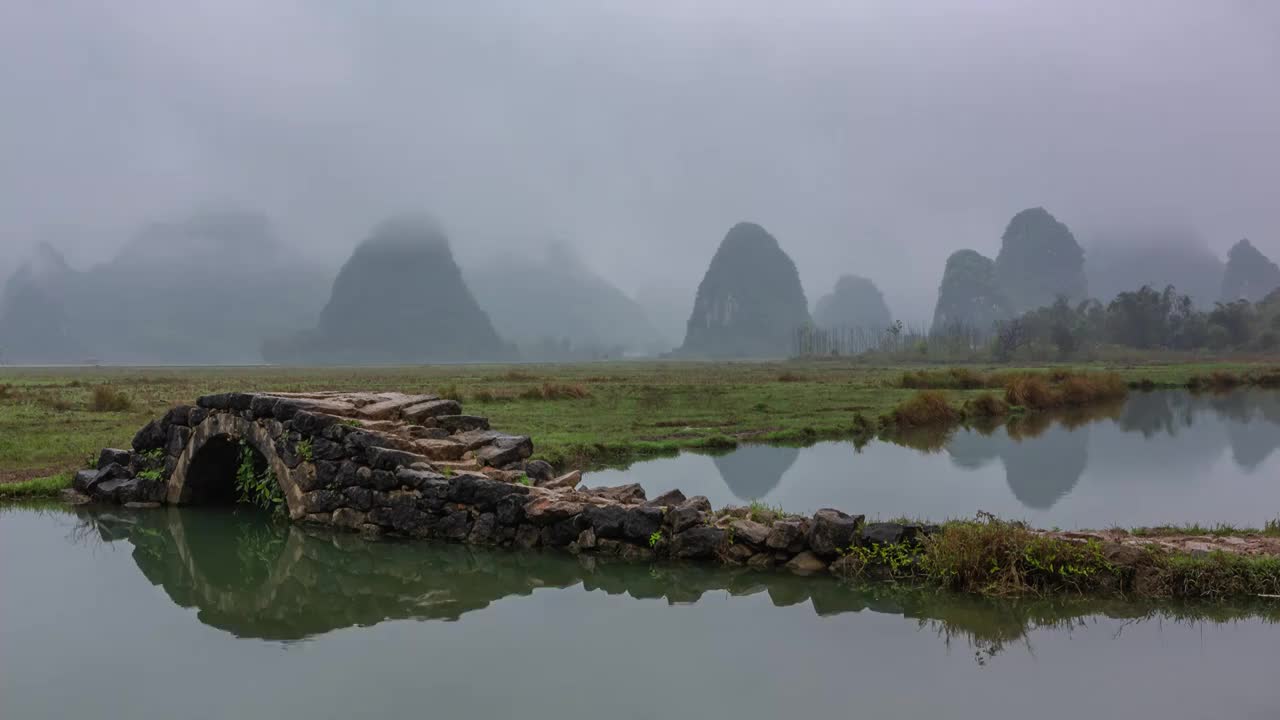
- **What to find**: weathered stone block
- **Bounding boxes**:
[622,506,664,543]
[524,497,584,526]
[644,489,687,508]
[668,496,711,534]
[729,519,771,549]
[475,435,533,467]
[807,509,864,557]
[97,448,132,470]
[436,415,490,433]
[401,399,461,424]
[366,446,432,471]
[161,406,192,428]
[301,490,343,514]
[670,527,726,559]
[165,425,192,457]
[131,420,167,452]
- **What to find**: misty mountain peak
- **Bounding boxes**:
[995,207,1087,312]
[679,222,810,358]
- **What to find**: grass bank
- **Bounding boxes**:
[832,514,1280,600]
[1,360,1275,479]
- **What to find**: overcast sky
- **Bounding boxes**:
[2,0,1277,322]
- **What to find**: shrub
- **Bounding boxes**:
[521,382,592,400]
[88,386,132,412]
[965,392,1009,418]
[890,391,958,427]
[1003,374,1053,409]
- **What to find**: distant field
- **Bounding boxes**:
[0,359,1273,485]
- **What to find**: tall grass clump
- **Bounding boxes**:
[1003,371,1126,410]
[0,473,72,500]
[920,515,1117,595]
[88,385,133,412]
[889,390,958,428]
[963,392,1009,418]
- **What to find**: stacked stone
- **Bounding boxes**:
[77,390,940,575]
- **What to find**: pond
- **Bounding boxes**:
[2,505,1279,719]
[589,390,1280,529]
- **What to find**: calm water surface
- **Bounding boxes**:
[3,505,1279,719]
[590,390,1280,528]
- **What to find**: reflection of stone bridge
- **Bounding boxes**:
[76,506,1277,649]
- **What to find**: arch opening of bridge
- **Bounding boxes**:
[183,434,268,506]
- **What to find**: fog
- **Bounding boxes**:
[2,0,1278,328]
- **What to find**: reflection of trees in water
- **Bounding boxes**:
[943,391,1280,509]
[69,506,1279,663]
[711,445,800,500]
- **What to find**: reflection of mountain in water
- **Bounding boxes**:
[944,390,1280,510]
[946,427,1087,511]
[73,506,1276,659]
[1210,392,1280,471]
[711,445,800,500]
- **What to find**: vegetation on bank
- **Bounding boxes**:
[1,361,1277,479]
[831,514,1280,600]
[0,473,71,500]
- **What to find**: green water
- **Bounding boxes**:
[2,504,1279,719]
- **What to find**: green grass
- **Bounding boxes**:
[0,360,1275,479]
[0,473,72,500]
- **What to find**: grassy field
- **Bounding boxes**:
[1,359,1275,491]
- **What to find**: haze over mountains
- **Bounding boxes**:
[4,205,1279,363]
[2,3,1279,362]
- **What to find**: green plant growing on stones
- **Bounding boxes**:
[296,438,313,462]
[342,418,362,427]
[517,474,532,486]
[648,531,663,548]
[235,441,285,516]
[136,468,163,481]
[442,466,455,478]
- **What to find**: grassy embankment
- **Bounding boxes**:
[1,360,1276,500]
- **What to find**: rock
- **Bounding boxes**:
[729,519,771,548]
[402,399,462,424]
[475,435,533,467]
[97,448,132,470]
[541,518,580,547]
[357,394,438,421]
[807,508,864,557]
[581,505,627,538]
[582,483,646,504]
[368,504,432,535]
[82,463,132,496]
[407,425,450,440]
[342,486,375,512]
[301,490,343,514]
[287,409,341,434]
[644,489,687,507]
[448,474,529,510]
[436,415,491,433]
[332,508,368,529]
[451,429,502,451]
[413,439,467,461]
[72,469,98,493]
[860,522,912,547]
[165,425,192,457]
[765,518,809,552]
[538,470,581,490]
[116,478,165,504]
[523,459,555,484]
[195,392,254,411]
[514,524,541,549]
[250,395,279,419]
[724,543,755,564]
[576,527,598,550]
[436,511,472,540]
[747,553,775,570]
[784,551,828,575]
[161,405,192,427]
[617,543,656,562]
[310,437,346,461]
[366,446,433,471]
[130,420,167,452]
[395,467,447,491]
[622,506,665,543]
[523,497,585,526]
[668,496,711,534]
[495,494,527,526]
[187,407,209,427]
[467,513,498,544]
[670,527,727,559]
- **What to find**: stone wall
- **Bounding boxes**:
[75,390,937,576]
